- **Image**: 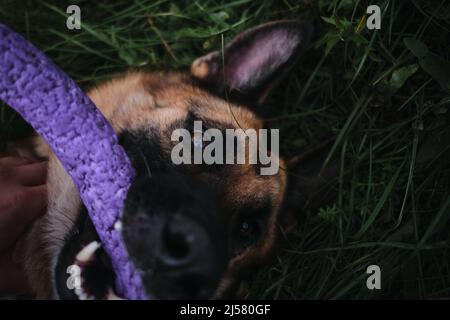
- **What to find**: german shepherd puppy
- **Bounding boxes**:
[13,20,339,299]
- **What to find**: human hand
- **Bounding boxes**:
[0,156,47,296]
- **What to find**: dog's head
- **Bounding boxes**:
[26,20,339,300]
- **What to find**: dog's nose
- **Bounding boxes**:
[160,214,205,266]
[157,214,221,298]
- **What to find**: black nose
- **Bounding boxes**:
[160,214,206,266]
[158,214,223,298]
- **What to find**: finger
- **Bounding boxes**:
[11,161,48,186]
[0,156,35,167]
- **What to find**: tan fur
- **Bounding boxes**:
[191,59,210,79]
[15,152,80,299]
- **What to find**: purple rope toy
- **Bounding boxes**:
[0,24,147,299]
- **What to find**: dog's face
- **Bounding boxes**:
[53,70,288,299]
[19,20,338,300]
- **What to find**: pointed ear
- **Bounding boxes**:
[280,140,342,232]
[191,20,315,105]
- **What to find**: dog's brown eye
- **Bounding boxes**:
[192,129,211,149]
[231,219,262,255]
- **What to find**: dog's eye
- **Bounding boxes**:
[230,201,272,255]
[237,220,260,242]
[230,219,261,256]
[191,129,211,149]
[239,221,255,237]
[192,130,207,149]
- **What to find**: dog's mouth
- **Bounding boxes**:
[54,207,122,300]
[54,170,229,300]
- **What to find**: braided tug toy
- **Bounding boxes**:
[0,24,146,299]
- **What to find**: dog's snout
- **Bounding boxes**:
[122,170,227,299]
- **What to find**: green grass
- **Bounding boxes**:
[1,0,450,299]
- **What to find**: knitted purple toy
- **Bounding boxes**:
[0,24,146,299]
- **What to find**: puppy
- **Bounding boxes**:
[12,20,339,299]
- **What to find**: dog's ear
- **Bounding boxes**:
[191,20,315,106]
[280,140,342,232]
